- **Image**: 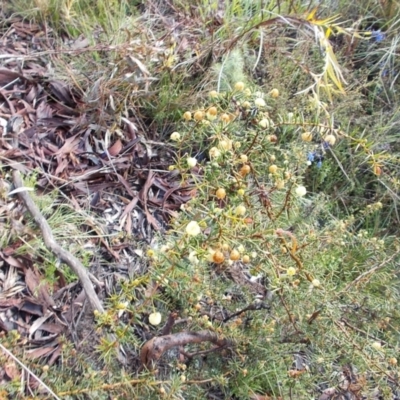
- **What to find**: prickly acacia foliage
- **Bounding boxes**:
[141,84,400,398]
[1,1,400,399]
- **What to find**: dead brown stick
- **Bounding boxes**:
[140,330,229,369]
[12,170,104,314]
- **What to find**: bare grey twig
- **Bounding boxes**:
[12,170,104,314]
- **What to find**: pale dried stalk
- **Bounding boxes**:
[12,170,104,313]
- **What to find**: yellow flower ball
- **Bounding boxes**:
[372,341,382,350]
[170,132,181,141]
[149,312,162,326]
[242,255,250,263]
[209,90,219,98]
[270,88,279,98]
[216,188,226,199]
[240,154,248,163]
[269,165,278,174]
[188,251,199,265]
[235,205,246,216]
[194,110,205,121]
[185,221,201,236]
[254,98,266,107]
[240,165,251,176]
[207,106,218,117]
[219,139,233,150]
[209,147,221,158]
[287,267,296,276]
[234,81,245,91]
[295,186,307,197]
[324,134,336,146]
[301,131,313,142]
[187,157,197,168]
[207,106,218,115]
[276,180,285,189]
[312,279,321,288]
[259,118,270,128]
[230,249,240,261]
[183,111,192,121]
[213,251,225,264]
[220,113,230,123]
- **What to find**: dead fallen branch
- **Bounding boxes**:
[12,170,104,314]
[140,330,229,369]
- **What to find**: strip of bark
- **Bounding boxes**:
[12,170,104,313]
[140,330,228,369]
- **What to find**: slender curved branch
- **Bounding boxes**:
[12,170,104,314]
